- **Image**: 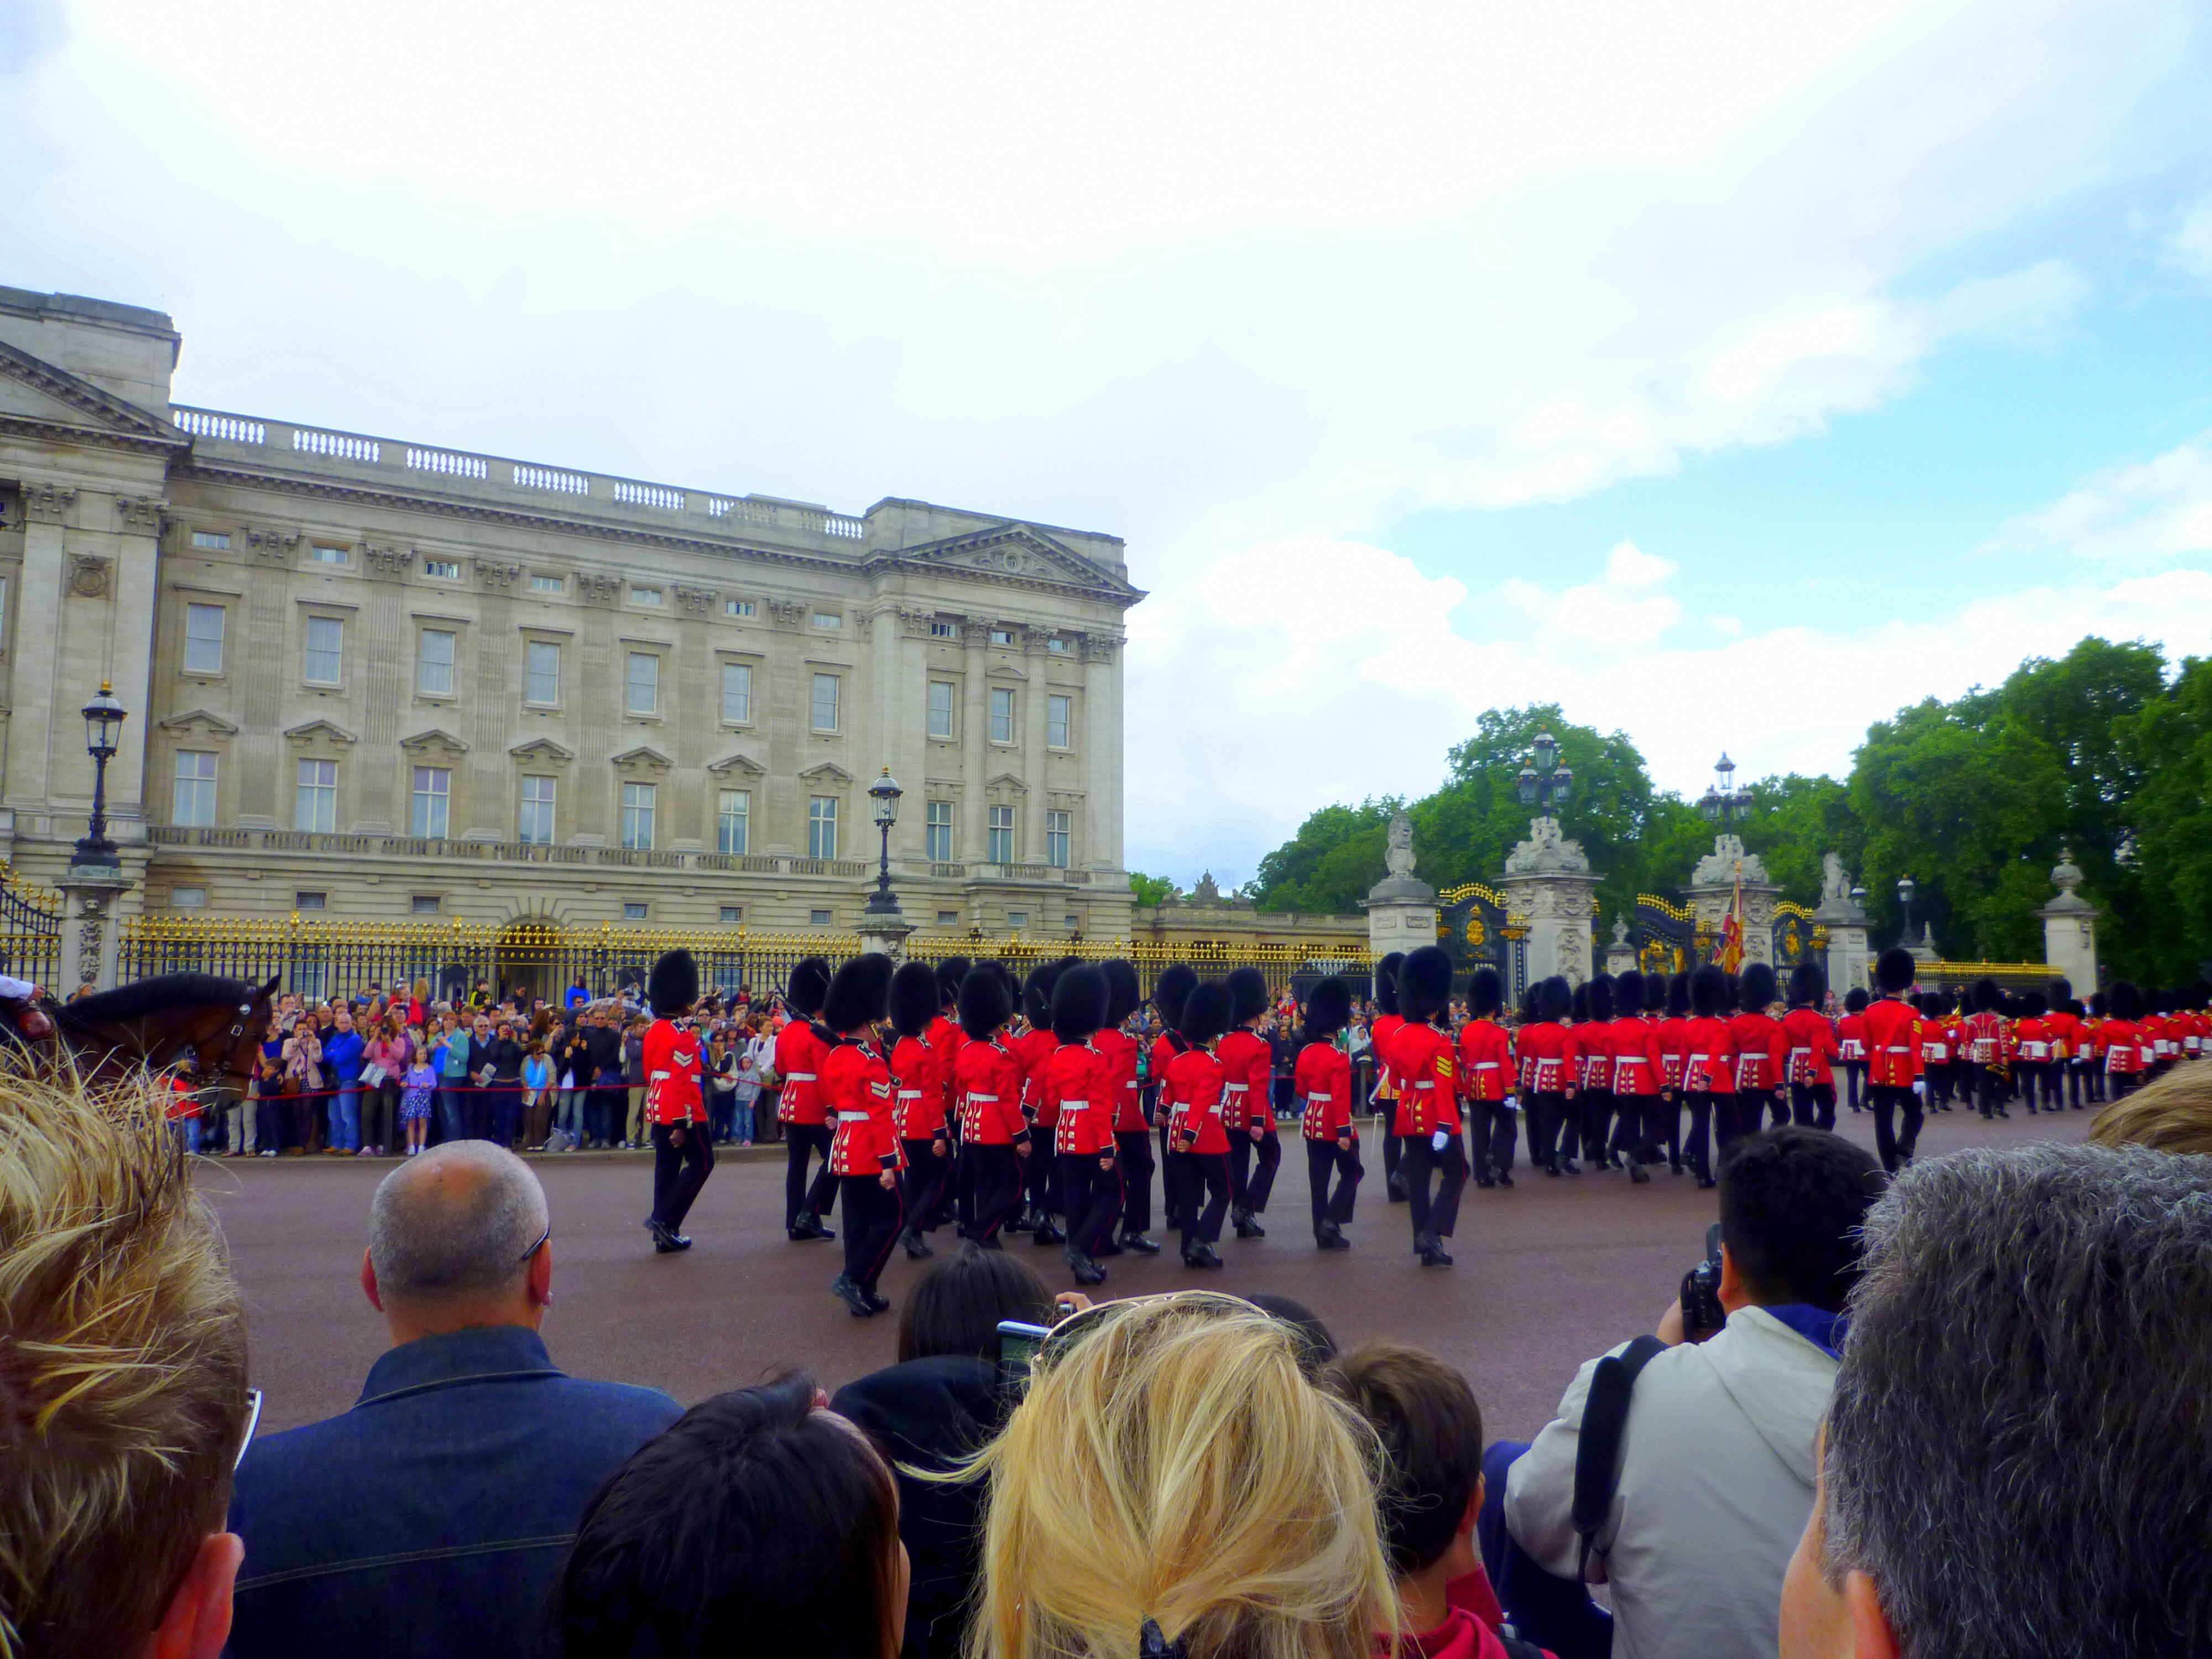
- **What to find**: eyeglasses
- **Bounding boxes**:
[519,1223,551,1264]
[234,1386,264,1472]
[1036,1290,1259,1371]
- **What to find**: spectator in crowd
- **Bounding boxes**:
[400,1037,437,1156]
[623,1014,649,1149]
[325,1004,366,1155]
[2086,1058,2212,1155]
[1504,1127,1884,1659]
[362,1015,410,1157]
[280,1015,322,1154]
[706,1030,737,1144]
[226,1142,681,1659]
[551,1373,909,1659]
[1781,1143,2212,1659]
[565,973,590,1011]
[1242,1290,1339,1373]
[731,1015,765,1146]
[434,1010,470,1144]
[0,1071,253,1659]
[523,1039,554,1147]
[960,1291,1394,1659]
[482,1017,526,1145]
[586,1007,626,1149]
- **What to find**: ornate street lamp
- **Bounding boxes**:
[1698,752,1753,826]
[1515,729,1573,813]
[864,766,904,917]
[71,681,127,872]
[1896,875,1916,949]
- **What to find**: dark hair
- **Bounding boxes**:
[1717,1127,1885,1312]
[1326,1341,1485,1577]
[553,1372,901,1659]
[895,1242,1053,1364]
[1239,1292,1338,1373]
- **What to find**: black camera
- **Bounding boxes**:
[1678,1222,1726,1340]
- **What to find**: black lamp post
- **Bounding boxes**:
[71,681,127,873]
[1698,752,1753,826]
[1515,728,1574,815]
[1896,875,1916,949]
[864,766,904,917]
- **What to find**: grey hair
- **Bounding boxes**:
[1822,1143,2212,1657]
[366,1141,549,1302]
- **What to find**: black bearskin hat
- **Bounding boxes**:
[647,948,698,1018]
[1614,971,1645,1019]
[936,955,971,1009]
[823,953,894,1033]
[1844,987,1869,1014]
[2108,980,2143,1021]
[2049,976,2073,1004]
[786,955,832,1019]
[958,962,1014,1040]
[1051,965,1109,1042]
[1874,948,1917,995]
[1571,982,1590,1023]
[1302,976,1354,1041]
[2021,991,2047,1018]
[1179,979,1234,1047]
[1152,963,1198,1027]
[1102,959,1141,1027]
[890,961,940,1040]
[1021,962,1063,1030]
[1691,964,1728,1019]
[1519,983,1540,1024]
[1374,952,1405,1017]
[1788,962,1824,1010]
[1226,966,1271,1027]
[1973,976,2001,1014]
[1588,974,1615,1024]
[1400,946,1454,1024]
[1539,975,1573,1022]
[1667,971,1691,1019]
[1917,992,1943,1018]
[1724,972,1745,1013]
[1645,971,1668,1015]
[2089,991,2107,1018]
[1468,966,1504,1019]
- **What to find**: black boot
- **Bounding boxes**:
[900,1227,932,1260]
[1182,1241,1223,1269]
[1628,1159,1651,1185]
[1233,1208,1266,1239]
[1066,1248,1107,1286]
[1004,1206,1035,1234]
[1386,1172,1410,1203]
[1416,1232,1453,1267]
[648,1219,680,1254]
[831,1275,876,1317]
[1032,1216,1066,1246]
[1119,1232,1162,1255]
[1316,1221,1351,1250]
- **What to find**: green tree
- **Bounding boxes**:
[2112,655,2212,984]
[1251,800,1400,912]
[1737,774,1858,906]
[1128,870,1177,908]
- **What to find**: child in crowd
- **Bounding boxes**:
[524,1040,552,1149]
[400,1039,437,1157]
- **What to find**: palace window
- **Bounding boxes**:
[1046,808,1071,869]
[304,615,343,685]
[722,661,752,723]
[990,687,1014,744]
[171,886,206,909]
[173,751,217,827]
[411,766,451,838]
[525,640,560,705]
[417,629,456,696]
[519,775,556,844]
[184,604,225,674]
[718,789,750,855]
[810,909,834,926]
[620,782,657,850]
[624,901,649,920]
[295,759,338,833]
[1046,635,1067,653]
[295,891,327,910]
[1048,693,1071,749]
[725,598,755,618]
[813,611,841,629]
[930,620,955,638]
[411,895,440,914]
[811,673,839,732]
[928,680,955,739]
[720,904,743,923]
[808,796,838,859]
[310,544,348,565]
[937,910,959,926]
[424,559,461,578]
[626,652,659,716]
[990,628,1014,646]
[926,800,954,862]
[988,805,1016,864]
[530,573,563,593]
[1007,910,1029,930]
[190,530,229,550]
[630,586,663,606]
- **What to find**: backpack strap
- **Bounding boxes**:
[1570,1334,1668,1581]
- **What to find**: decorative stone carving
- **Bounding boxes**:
[473,559,522,592]
[1691,832,1769,888]
[1081,635,1120,665]
[364,544,412,577]
[113,495,161,532]
[674,585,715,615]
[576,571,621,605]
[1386,810,1416,879]
[22,484,75,525]
[899,608,937,638]
[67,554,112,598]
[1193,870,1222,904]
[853,611,874,643]
[1504,816,1592,875]
[247,527,299,562]
[963,616,998,647]
[768,599,806,632]
[611,744,672,775]
[1820,852,1850,907]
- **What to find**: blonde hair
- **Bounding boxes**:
[0,1071,248,1659]
[2088,1063,2212,1156]
[962,1295,1395,1659]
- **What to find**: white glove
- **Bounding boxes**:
[1912,1079,1926,1099]
[1503,1094,1521,1114]
[1431,1128,1450,1152]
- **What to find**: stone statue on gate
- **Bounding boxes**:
[1385,809,1416,879]
[1820,851,1850,907]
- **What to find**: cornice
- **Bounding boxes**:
[0,413,187,459]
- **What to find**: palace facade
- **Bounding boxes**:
[0,284,1140,936]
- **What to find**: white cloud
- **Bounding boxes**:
[2173,193,2212,280]
[1984,434,2212,562]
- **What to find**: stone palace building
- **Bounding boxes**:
[0,284,1141,936]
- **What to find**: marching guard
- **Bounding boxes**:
[1389,946,1465,1267]
[1098,959,1161,1254]
[1166,978,1234,1269]
[1296,975,1360,1247]
[888,961,951,1260]
[777,955,837,1243]
[952,963,1030,1247]
[1781,963,1840,1129]
[821,954,902,1318]
[1219,967,1279,1238]
[1371,952,1407,1201]
[642,948,712,1254]
[1150,964,1198,1230]
[1458,967,1519,1187]
[1041,966,1121,1285]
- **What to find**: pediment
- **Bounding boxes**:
[799,761,855,785]
[987,771,1028,794]
[157,708,240,738]
[508,737,576,765]
[707,749,766,777]
[399,726,469,756]
[902,522,1134,594]
[0,340,185,445]
[611,744,672,773]
[283,718,358,746]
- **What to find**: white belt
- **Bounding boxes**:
[1615,1057,1644,1067]
[1473,1061,1500,1071]
[1224,1083,1249,1093]
[1306,1092,1333,1103]
[649,1070,670,1081]
[837,1110,870,1123]
[1689,1053,1710,1062]
[785,1072,817,1081]
[1886,1045,1910,1053]
[968,1093,998,1101]
[1414,1079,1434,1088]
[896,1089,923,1099]
[1790,1046,1811,1055]
[1061,1099,1089,1108]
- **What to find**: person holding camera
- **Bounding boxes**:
[1500,1126,1884,1659]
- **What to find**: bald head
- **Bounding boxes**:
[367,1142,549,1305]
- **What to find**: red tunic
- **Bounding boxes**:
[1679,1016,1738,1096]
[1152,1031,1189,1140]
[926,1013,967,1120]
[891,1034,946,1141]
[774,1020,829,1126]
[1370,1012,1406,1103]
[1517,1020,1570,1094]
[2043,1008,2083,1061]
[1564,1020,1610,1092]
[1608,1015,1663,1097]
[1094,1026,1144,1133]
[2095,1019,2146,1075]
[1217,1028,1272,1134]
[1861,997,1920,1087]
[1390,1022,1455,1138]
[1296,1041,1353,1139]
[954,1037,1028,1145]
[2012,1016,2051,1063]
[1456,1019,1513,1102]
[1655,1015,1688,1091]
[643,1018,703,1126]
[1167,1047,1229,1155]
[1045,1040,1114,1156]
[1836,1011,1869,1063]
[825,1039,902,1175]
[1780,1008,1840,1086]
[1728,1011,1786,1093]
[1963,1011,2008,1067]
[1013,1026,1060,1127]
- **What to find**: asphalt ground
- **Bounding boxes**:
[199,1097,2093,1443]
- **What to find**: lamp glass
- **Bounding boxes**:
[869,768,902,826]
[1516,764,1538,807]
[1532,731,1557,770]
[1552,765,1573,806]
[81,686,127,758]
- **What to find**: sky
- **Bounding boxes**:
[6,0,2211,888]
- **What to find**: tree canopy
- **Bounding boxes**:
[1247,638,2207,984]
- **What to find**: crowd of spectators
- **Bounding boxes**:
[7,1057,2211,1659]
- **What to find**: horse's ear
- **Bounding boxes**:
[258,974,281,999]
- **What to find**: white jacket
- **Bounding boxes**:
[1503,1306,1835,1659]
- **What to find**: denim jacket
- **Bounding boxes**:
[227,1324,681,1659]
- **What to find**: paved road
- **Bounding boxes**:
[200,1100,2092,1443]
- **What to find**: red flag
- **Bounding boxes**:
[1717,870,1746,973]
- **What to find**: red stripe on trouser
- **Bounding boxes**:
[862,1183,907,1288]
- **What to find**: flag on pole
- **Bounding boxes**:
[1717,868,1746,973]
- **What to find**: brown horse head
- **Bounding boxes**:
[56,971,282,1091]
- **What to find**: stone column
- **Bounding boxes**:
[1494,817,1602,987]
[1683,833,1782,964]
[1811,853,1872,997]
[1360,807,1437,959]
[857,912,915,958]
[58,869,132,993]
[2036,849,2099,990]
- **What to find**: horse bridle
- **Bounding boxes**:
[183,998,264,1095]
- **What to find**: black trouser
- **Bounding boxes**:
[1790,1081,1837,1130]
[1580,1089,1614,1166]
[1608,1093,1665,1164]
[1162,1146,1194,1232]
[1976,1063,2007,1117]
[1925,1063,1951,1106]
[1404,1128,1468,1244]
[1686,1092,1729,1180]
[840,1173,905,1292]
[1741,1087,1786,1133]
[784,1123,836,1230]
[1382,1129,1407,1198]
[958,1142,1022,1244]
[1473,1099,1520,1176]
[1306,1136,1361,1233]
[651,1119,714,1233]
[901,1138,950,1234]
[1062,1151,1125,1258]
[1026,1140,1060,1217]
[1714,1094,1763,1154]
[462,1083,493,1141]
[1843,1062,1866,1112]
[1230,1127,1281,1213]
[1116,1129,1156,1234]
[1869,1083,1922,1172]
[1180,1151,1230,1247]
[2016,1061,2045,1110]
[1529,1091,1567,1168]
